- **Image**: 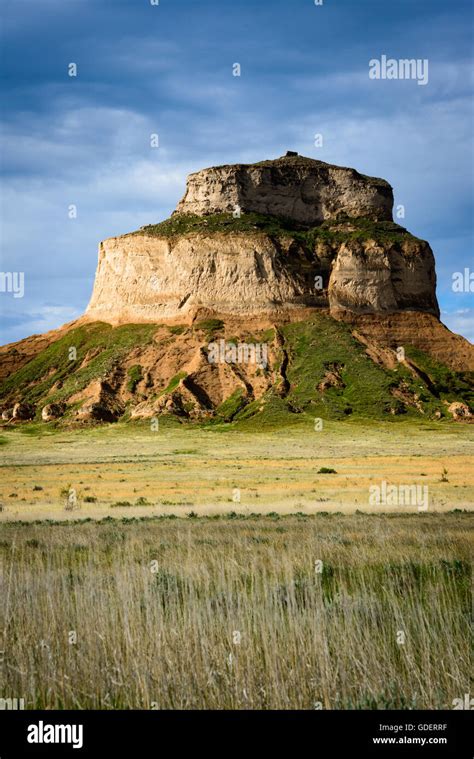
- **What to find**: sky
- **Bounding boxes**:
[0,0,473,344]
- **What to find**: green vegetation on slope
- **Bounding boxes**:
[232,314,447,428]
[133,212,420,246]
[215,387,246,421]
[0,315,470,427]
[193,318,225,337]
[0,323,157,412]
[126,364,143,393]
[404,346,474,408]
[162,371,187,395]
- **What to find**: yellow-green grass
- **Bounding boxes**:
[0,420,472,520]
[0,513,471,709]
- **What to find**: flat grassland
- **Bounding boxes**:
[0,512,471,709]
[0,420,471,709]
[0,418,473,519]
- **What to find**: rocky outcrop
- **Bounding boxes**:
[86,231,319,322]
[317,363,346,392]
[1,153,473,426]
[84,154,443,329]
[71,379,125,423]
[85,226,439,324]
[12,402,35,420]
[447,402,473,421]
[174,153,393,224]
[41,402,66,421]
[343,312,474,372]
[328,237,439,317]
[75,402,121,423]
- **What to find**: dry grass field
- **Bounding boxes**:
[0,418,473,519]
[0,512,471,709]
[0,419,472,710]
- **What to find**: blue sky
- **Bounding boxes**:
[1,0,473,344]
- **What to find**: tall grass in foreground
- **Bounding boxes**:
[0,514,471,709]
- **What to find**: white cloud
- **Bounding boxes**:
[442,309,474,343]
[1,53,472,345]
[0,305,81,346]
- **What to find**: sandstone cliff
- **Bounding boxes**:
[85,220,439,324]
[86,231,315,323]
[85,153,439,326]
[1,152,472,426]
[174,153,393,224]
[328,235,439,317]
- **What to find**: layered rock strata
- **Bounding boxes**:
[174,153,393,224]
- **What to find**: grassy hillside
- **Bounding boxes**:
[0,323,157,407]
[232,316,470,428]
[0,315,471,425]
[404,345,474,409]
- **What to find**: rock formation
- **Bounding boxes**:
[1,152,473,425]
[174,152,393,224]
[85,153,439,326]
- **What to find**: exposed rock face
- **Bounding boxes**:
[75,402,120,423]
[1,153,472,427]
[317,363,346,392]
[85,154,443,328]
[174,153,393,224]
[86,232,320,322]
[342,312,474,372]
[41,402,66,421]
[71,379,125,423]
[328,237,439,317]
[447,402,473,421]
[12,402,35,420]
[86,228,439,323]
